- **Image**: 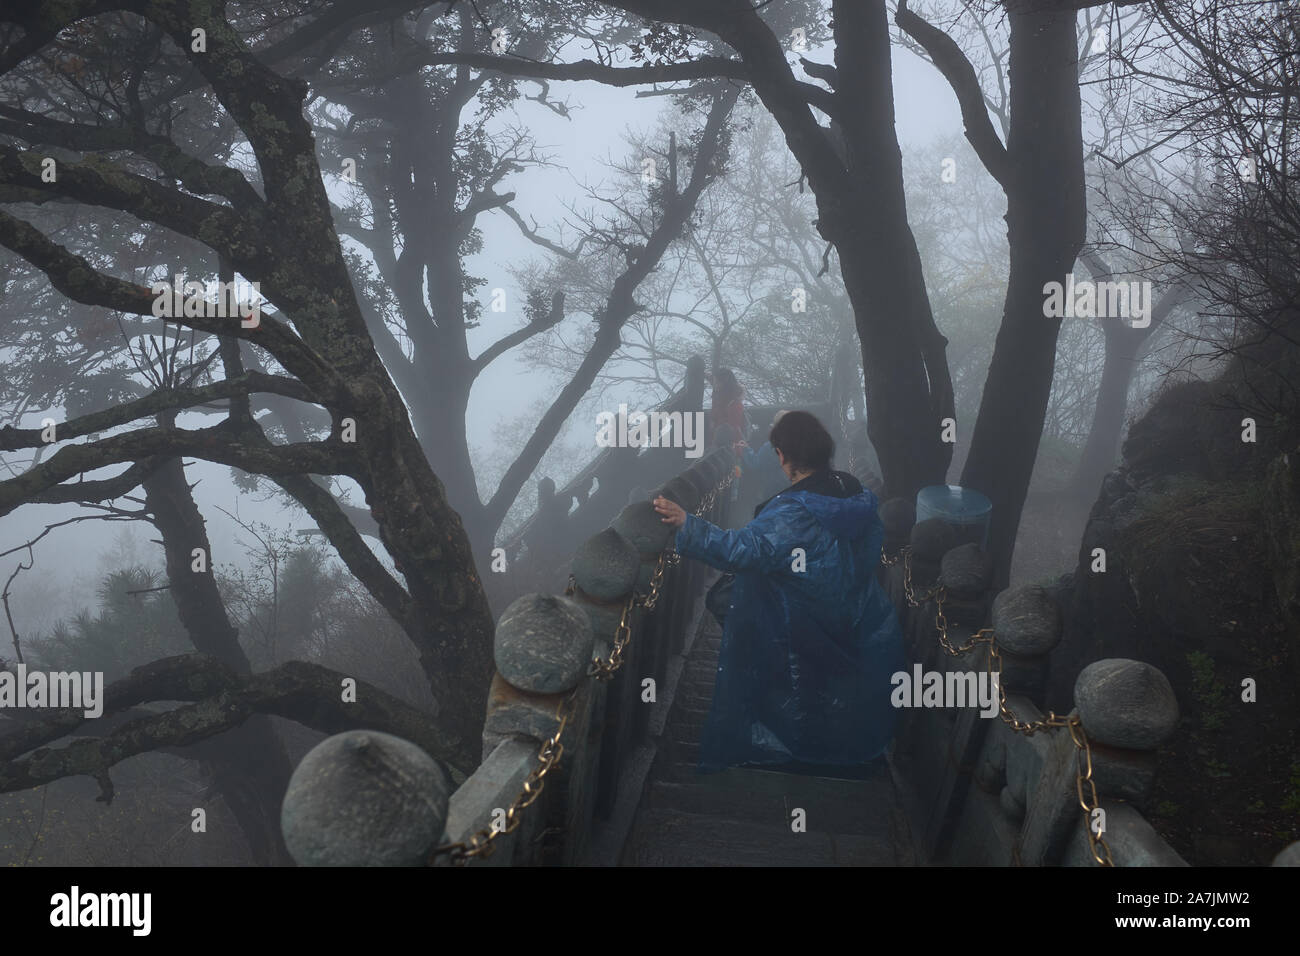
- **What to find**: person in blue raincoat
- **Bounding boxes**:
[653,410,904,774]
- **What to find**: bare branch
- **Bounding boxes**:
[895,0,1011,188]
[0,655,468,790]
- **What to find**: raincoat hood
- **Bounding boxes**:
[785,489,879,540]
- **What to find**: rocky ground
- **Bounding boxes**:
[1045,377,1300,865]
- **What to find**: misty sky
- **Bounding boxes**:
[1,44,960,637]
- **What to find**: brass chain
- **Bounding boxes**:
[431,687,580,865]
[881,545,1114,866]
[432,462,735,865]
[1070,716,1116,866]
[694,464,736,517]
[899,545,943,607]
[588,551,666,682]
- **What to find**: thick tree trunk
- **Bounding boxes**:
[142,457,294,865]
[836,237,953,497]
[959,5,1087,588]
[825,0,954,499]
[603,0,957,497]
[406,371,490,553]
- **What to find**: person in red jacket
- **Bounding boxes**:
[711,368,747,448]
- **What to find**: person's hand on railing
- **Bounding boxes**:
[653,495,686,528]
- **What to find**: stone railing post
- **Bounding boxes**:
[901,518,955,657]
[1275,842,1300,865]
[958,585,1065,863]
[279,450,736,868]
[280,730,452,866]
[475,590,595,868]
[989,585,1062,705]
[1059,659,1183,865]
[906,539,998,859]
[444,592,598,866]
[568,521,649,819]
[1020,658,1181,866]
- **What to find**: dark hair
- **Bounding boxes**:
[769,410,833,473]
[711,368,743,409]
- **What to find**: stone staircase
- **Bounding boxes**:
[622,616,916,866]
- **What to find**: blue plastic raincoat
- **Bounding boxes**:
[675,471,904,772]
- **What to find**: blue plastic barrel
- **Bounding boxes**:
[915,485,992,550]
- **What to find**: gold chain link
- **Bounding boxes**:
[431,687,580,865]
[899,545,944,607]
[431,461,736,865]
[880,545,1114,866]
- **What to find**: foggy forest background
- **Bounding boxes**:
[0,0,1295,866]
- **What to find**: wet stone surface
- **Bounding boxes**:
[940,543,994,595]
[991,585,1062,656]
[910,518,957,563]
[573,528,641,601]
[1074,659,1179,749]
[281,730,450,867]
[495,593,594,694]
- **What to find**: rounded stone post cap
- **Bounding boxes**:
[572,527,640,601]
[612,500,674,553]
[495,593,595,693]
[280,730,450,867]
[910,517,957,562]
[1272,841,1300,866]
[1074,658,1179,749]
[683,465,713,497]
[659,475,702,513]
[880,497,916,541]
[939,543,994,594]
[991,585,1062,655]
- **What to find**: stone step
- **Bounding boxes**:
[670,715,708,740]
[623,808,898,866]
[662,739,702,765]
[645,768,899,838]
[675,692,716,713]
[682,660,719,676]
[682,668,717,684]
[674,698,713,718]
[676,676,718,697]
[621,603,908,866]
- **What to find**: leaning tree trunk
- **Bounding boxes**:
[1068,321,1144,502]
[142,456,294,865]
[959,3,1087,588]
[1068,280,1189,501]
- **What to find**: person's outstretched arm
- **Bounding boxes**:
[653,495,800,573]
